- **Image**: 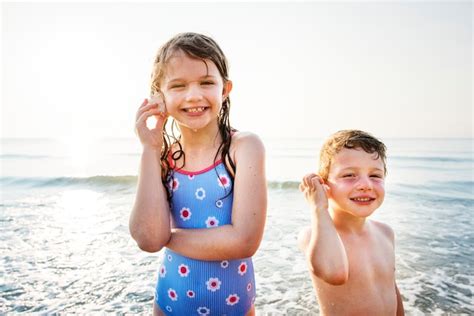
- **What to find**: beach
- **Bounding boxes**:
[1,137,473,314]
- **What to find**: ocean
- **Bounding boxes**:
[1,137,473,314]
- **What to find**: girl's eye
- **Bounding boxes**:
[370,174,383,179]
[342,174,355,178]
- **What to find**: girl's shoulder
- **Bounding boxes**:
[231,131,265,148]
[231,131,265,157]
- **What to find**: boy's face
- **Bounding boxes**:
[326,148,385,218]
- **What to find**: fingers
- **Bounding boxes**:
[300,173,324,190]
[301,173,316,189]
[300,173,329,200]
[136,108,163,128]
[136,101,165,122]
[148,92,164,105]
[139,98,148,108]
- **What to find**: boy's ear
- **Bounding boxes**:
[323,183,331,197]
[322,179,331,197]
[222,80,233,99]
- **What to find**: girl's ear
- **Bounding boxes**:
[222,80,233,99]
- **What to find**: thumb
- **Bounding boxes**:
[155,113,168,130]
[322,184,330,195]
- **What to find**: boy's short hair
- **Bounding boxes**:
[319,130,387,180]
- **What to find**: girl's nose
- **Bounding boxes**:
[185,85,203,102]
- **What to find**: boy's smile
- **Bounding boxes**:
[326,148,385,218]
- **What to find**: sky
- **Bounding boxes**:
[1,1,472,140]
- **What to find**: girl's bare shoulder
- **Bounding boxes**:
[231,131,265,153]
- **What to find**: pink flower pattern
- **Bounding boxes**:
[180,207,191,221]
[217,174,231,188]
[159,265,166,278]
[178,264,190,277]
[238,262,248,276]
[226,294,240,306]
[206,277,222,292]
[205,216,219,228]
[156,163,254,314]
[168,288,178,301]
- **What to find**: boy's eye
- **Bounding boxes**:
[201,81,214,85]
[170,84,185,89]
[370,174,383,179]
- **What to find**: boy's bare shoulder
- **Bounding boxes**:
[370,219,395,244]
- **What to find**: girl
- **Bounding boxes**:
[129,33,267,316]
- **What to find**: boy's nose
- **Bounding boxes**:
[356,176,373,191]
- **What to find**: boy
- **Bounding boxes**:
[298,130,404,315]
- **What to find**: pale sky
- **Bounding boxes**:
[2,1,472,140]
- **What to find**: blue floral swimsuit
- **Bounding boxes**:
[155,160,256,315]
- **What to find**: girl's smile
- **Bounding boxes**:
[160,52,232,132]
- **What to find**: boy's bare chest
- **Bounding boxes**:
[314,233,397,314]
[342,233,395,285]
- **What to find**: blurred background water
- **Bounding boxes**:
[1,137,473,314]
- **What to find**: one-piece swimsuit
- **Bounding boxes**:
[155,160,256,315]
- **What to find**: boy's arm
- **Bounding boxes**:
[165,133,267,260]
[299,174,349,285]
[395,282,405,316]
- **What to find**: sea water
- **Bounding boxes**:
[1,137,472,314]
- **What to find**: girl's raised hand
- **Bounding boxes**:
[299,173,329,212]
[135,95,168,150]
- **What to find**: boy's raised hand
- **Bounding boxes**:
[135,95,168,150]
[299,173,329,212]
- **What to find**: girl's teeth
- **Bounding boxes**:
[187,107,205,113]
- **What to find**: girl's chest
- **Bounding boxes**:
[169,168,234,229]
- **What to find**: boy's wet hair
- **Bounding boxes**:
[150,32,235,201]
[319,130,387,180]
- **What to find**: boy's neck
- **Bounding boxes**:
[330,208,368,234]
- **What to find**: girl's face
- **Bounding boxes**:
[160,52,232,132]
[326,148,386,218]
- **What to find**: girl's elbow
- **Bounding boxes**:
[135,238,166,253]
[238,236,261,258]
[240,245,258,258]
[130,228,170,253]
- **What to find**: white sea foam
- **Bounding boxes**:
[1,138,473,314]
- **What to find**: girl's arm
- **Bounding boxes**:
[165,132,267,260]
[298,174,349,285]
[129,98,171,252]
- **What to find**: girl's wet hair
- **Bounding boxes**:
[150,32,236,201]
[319,130,387,180]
